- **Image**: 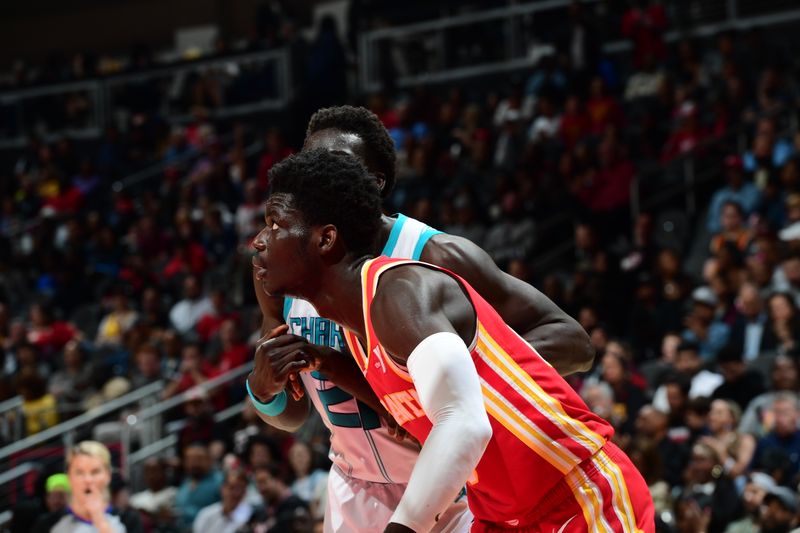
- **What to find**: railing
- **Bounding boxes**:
[359,0,800,91]
[0,380,163,462]
[0,48,290,149]
[0,396,24,444]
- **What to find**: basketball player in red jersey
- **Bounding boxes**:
[255,148,655,533]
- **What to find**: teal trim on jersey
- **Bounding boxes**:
[282,297,293,322]
[412,227,443,260]
[381,214,407,256]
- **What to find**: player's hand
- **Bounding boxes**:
[384,523,416,533]
[385,416,419,446]
[249,325,320,403]
[83,488,108,523]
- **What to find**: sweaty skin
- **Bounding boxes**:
[249,128,592,430]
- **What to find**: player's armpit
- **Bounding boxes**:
[420,234,593,374]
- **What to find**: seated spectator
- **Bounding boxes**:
[287,440,328,519]
[248,464,310,532]
[110,476,144,533]
[31,473,72,533]
[761,292,800,355]
[712,345,765,409]
[594,347,646,438]
[482,191,535,265]
[214,319,250,374]
[707,156,761,234]
[16,367,58,435]
[723,472,776,533]
[682,288,731,361]
[743,117,793,174]
[48,339,95,409]
[624,53,666,102]
[178,389,228,459]
[739,356,799,437]
[130,457,178,521]
[654,341,723,411]
[236,179,263,244]
[163,342,219,400]
[628,440,672,519]
[661,101,707,163]
[95,290,138,348]
[196,289,239,343]
[700,399,756,479]
[169,275,215,335]
[635,405,689,487]
[729,282,767,362]
[680,442,743,533]
[193,468,252,533]
[175,442,223,530]
[26,302,77,361]
[752,393,800,483]
[129,343,163,389]
[710,201,753,256]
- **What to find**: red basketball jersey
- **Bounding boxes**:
[342,257,614,526]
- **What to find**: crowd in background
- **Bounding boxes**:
[2,1,800,532]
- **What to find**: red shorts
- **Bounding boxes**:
[471,442,655,533]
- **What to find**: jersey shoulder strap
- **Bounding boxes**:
[381,214,442,260]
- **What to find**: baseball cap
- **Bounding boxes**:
[779,221,800,242]
[763,486,798,513]
[46,473,70,493]
[691,286,718,307]
[747,472,776,492]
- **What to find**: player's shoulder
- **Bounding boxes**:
[372,261,456,314]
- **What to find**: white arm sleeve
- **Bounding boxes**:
[389,332,492,532]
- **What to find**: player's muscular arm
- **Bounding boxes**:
[372,267,492,533]
[421,234,593,374]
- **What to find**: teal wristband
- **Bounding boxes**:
[246,379,288,416]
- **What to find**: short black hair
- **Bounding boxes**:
[305,106,397,198]
[269,149,383,257]
[677,341,700,354]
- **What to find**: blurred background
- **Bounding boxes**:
[2,0,800,532]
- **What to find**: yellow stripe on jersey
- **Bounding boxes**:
[480,379,578,474]
[596,451,641,533]
[342,329,368,373]
[477,325,605,452]
[566,465,616,533]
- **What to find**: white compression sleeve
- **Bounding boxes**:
[389,332,492,532]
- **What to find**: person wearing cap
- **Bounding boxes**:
[708,155,761,234]
[759,486,798,533]
[723,472,777,533]
[31,474,72,533]
[683,286,732,361]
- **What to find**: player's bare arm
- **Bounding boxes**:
[370,265,492,533]
[420,233,593,374]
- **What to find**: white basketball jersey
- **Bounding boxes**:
[285,214,441,484]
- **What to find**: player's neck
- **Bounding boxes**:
[378,213,395,249]
[307,255,369,335]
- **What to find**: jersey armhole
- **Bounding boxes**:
[411,228,443,260]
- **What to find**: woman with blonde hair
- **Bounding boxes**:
[51,440,126,533]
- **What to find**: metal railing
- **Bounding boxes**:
[359,0,800,91]
[0,48,290,149]
[0,380,163,462]
[0,396,24,444]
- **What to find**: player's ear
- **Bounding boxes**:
[373,172,386,193]
[318,224,338,254]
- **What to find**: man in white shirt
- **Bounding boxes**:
[169,275,214,334]
[129,458,177,517]
[193,469,252,533]
[653,341,723,412]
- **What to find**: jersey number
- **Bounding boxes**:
[312,371,381,430]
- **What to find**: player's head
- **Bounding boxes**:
[253,149,382,297]
[304,105,396,198]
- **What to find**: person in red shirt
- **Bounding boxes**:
[621,0,668,69]
[215,319,250,373]
[26,302,78,360]
[251,150,654,532]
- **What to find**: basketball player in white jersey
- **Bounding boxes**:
[248,106,593,532]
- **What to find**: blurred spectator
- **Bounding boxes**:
[48,339,95,408]
[26,302,78,361]
[175,442,223,530]
[711,345,765,409]
[248,464,310,532]
[287,440,328,519]
[177,389,228,459]
[739,356,799,437]
[682,287,731,361]
[723,472,776,533]
[653,341,723,411]
[761,292,800,354]
[30,473,72,533]
[707,156,762,234]
[752,393,800,483]
[169,276,215,334]
[710,202,753,256]
[96,289,139,348]
[758,487,798,533]
[621,0,667,69]
[16,367,58,435]
[193,469,252,533]
[129,343,163,389]
[130,457,178,520]
[680,441,742,533]
[699,399,756,479]
[163,342,218,400]
[729,282,767,362]
[635,404,689,486]
[110,476,144,533]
